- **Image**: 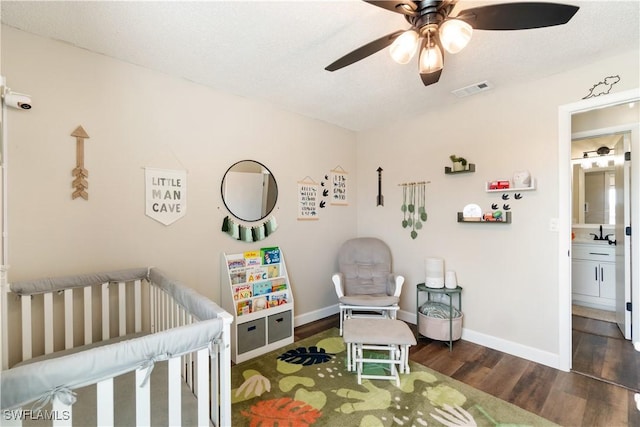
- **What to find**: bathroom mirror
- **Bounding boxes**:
[571,164,615,225]
[221,160,278,222]
[571,131,629,225]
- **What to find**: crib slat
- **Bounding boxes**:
[168,356,182,426]
[134,279,142,333]
[101,283,110,340]
[186,314,193,389]
[96,378,114,425]
[135,367,151,426]
[118,281,126,336]
[64,289,73,350]
[21,295,32,361]
[84,286,92,345]
[196,348,210,426]
[150,285,156,333]
[44,292,54,354]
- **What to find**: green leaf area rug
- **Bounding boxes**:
[231,328,557,427]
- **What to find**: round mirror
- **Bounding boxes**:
[221,160,278,222]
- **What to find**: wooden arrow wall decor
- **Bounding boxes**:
[71,125,90,200]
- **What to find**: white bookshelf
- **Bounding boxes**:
[220,247,294,363]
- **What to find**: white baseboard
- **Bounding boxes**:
[459,329,561,370]
[293,304,339,327]
[397,309,562,370]
[298,306,561,370]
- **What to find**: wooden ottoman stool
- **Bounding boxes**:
[343,318,417,386]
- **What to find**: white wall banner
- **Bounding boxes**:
[145,168,187,225]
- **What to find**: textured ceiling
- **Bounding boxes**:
[1,0,639,131]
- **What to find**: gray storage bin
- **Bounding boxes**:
[237,318,266,354]
[268,310,292,343]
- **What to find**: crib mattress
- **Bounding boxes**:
[19,360,211,427]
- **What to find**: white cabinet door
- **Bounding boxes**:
[599,262,616,300]
[572,259,600,297]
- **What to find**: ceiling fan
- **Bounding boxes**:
[325,1,580,86]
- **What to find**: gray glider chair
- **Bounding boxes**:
[332,237,405,335]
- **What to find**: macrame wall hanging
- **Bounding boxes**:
[399,181,429,240]
[221,215,278,242]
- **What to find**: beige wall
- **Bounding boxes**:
[1,26,356,323]
[2,24,639,368]
[355,49,639,364]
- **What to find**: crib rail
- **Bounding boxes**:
[1,267,232,427]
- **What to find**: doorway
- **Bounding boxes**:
[558,88,640,372]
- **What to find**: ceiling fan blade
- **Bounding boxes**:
[458,2,579,30]
[325,30,404,71]
[364,1,418,16]
[420,69,442,86]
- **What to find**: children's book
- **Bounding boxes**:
[236,299,252,316]
[261,247,281,264]
[227,254,246,270]
[233,284,252,300]
[271,279,287,293]
[244,250,262,266]
[246,266,269,282]
[230,270,247,285]
[253,281,272,297]
[252,296,268,311]
[267,264,280,278]
[268,293,288,307]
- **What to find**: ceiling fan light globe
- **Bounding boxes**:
[389,30,419,64]
[439,19,473,54]
[418,44,443,73]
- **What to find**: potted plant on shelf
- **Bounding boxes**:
[449,155,467,172]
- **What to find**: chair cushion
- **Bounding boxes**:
[338,238,393,296]
[340,295,399,307]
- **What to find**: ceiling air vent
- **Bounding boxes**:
[452,81,493,98]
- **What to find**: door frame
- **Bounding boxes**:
[558,88,640,371]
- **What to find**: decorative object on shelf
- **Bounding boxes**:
[425,257,444,288]
[512,170,531,188]
[330,166,348,206]
[457,211,511,223]
[486,177,536,192]
[398,181,429,239]
[582,75,620,99]
[445,163,475,174]
[145,167,187,226]
[461,203,482,221]
[376,167,384,206]
[449,154,468,172]
[297,176,319,220]
[70,125,90,200]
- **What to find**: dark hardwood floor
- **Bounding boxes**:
[572,314,640,393]
[295,314,640,427]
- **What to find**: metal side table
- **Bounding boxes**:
[416,283,463,351]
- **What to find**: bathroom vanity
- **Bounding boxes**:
[571,242,616,310]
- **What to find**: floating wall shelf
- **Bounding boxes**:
[457,211,512,224]
[445,164,476,174]
[485,178,536,192]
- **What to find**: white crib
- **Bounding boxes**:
[0,267,233,426]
